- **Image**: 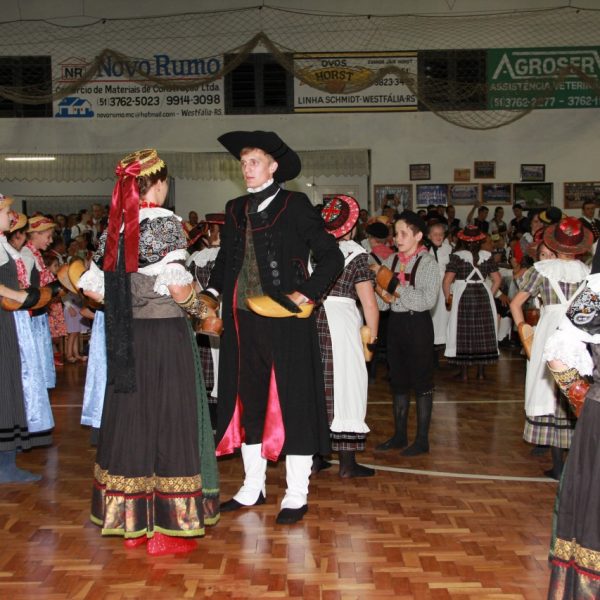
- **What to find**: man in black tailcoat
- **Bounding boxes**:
[206,131,343,524]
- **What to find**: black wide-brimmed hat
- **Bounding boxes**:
[218,130,301,183]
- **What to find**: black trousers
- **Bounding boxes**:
[387,310,434,395]
[237,309,274,445]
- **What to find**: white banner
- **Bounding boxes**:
[53,53,224,119]
[293,52,417,113]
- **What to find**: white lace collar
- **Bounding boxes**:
[186,246,220,267]
[534,258,589,283]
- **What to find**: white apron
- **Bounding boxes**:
[445,252,497,358]
[525,278,586,417]
[323,296,370,434]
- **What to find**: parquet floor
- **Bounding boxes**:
[0,347,558,599]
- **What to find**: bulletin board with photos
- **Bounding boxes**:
[373,184,412,212]
[415,184,448,207]
[481,183,512,204]
[563,182,600,209]
[448,184,479,206]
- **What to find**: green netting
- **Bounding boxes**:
[0,5,598,129]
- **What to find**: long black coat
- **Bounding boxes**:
[208,189,343,458]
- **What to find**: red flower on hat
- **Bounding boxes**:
[558,216,582,237]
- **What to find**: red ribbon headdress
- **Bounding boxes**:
[27,215,56,232]
[103,148,165,273]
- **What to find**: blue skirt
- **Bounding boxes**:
[31,313,56,389]
[81,311,106,429]
[13,311,54,433]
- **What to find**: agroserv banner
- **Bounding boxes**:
[293,52,417,113]
[54,53,224,120]
[487,47,600,110]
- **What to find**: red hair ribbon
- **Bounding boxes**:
[30,217,54,229]
[104,161,141,272]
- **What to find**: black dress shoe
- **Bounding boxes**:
[275,505,308,524]
[220,492,266,512]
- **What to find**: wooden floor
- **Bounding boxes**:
[0,347,558,599]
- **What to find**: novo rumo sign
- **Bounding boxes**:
[54,53,225,119]
[487,47,600,109]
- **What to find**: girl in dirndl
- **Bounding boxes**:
[510,217,592,480]
[542,246,600,598]
[79,148,219,556]
[2,211,54,441]
[315,195,379,477]
[21,216,57,389]
[0,195,50,483]
[443,225,501,382]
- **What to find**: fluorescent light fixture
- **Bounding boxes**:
[4,156,56,161]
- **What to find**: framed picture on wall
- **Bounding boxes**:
[482,183,512,204]
[454,168,471,182]
[473,161,495,179]
[564,181,600,209]
[520,164,545,182]
[513,182,553,209]
[448,184,479,206]
[409,163,431,181]
[415,184,448,207]
[374,184,412,213]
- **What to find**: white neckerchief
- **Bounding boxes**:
[247,178,280,212]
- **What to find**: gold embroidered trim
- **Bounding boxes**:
[554,537,600,572]
[94,464,201,494]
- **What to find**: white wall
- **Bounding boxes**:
[2,105,596,222]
